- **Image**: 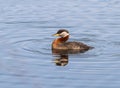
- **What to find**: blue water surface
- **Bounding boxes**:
[0,0,120,88]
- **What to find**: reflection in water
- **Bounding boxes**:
[53,54,68,66]
[52,49,89,66]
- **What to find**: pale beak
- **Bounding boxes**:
[52,33,60,37]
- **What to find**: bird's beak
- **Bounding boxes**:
[52,33,60,37]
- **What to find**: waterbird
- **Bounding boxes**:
[52,29,93,53]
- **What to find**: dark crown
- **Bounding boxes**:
[57,29,69,34]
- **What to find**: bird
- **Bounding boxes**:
[52,29,93,53]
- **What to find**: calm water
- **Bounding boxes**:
[0,0,120,88]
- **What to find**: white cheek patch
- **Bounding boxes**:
[60,32,69,37]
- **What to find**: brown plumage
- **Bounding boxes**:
[52,29,93,53]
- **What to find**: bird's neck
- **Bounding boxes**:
[52,35,69,49]
[59,35,69,43]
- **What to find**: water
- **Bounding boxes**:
[0,0,120,88]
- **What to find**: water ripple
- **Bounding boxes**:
[0,0,120,88]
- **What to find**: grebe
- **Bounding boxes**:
[52,29,93,52]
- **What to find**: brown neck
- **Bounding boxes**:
[52,35,69,49]
[59,35,69,43]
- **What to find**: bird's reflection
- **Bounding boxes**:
[52,49,87,66]
[53,54,68,66]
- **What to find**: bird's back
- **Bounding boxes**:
[64,42,91,50]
